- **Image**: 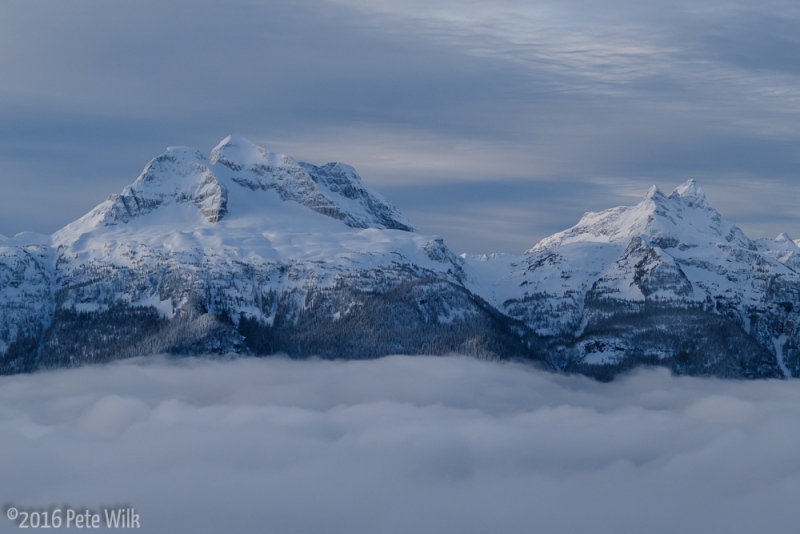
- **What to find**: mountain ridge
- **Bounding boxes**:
[1,135,797,380]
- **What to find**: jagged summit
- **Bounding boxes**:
[54,145,229,243]
[528,179,749,253]
[644,185,664,200]
[755,231,800,272]
[162,146,207,160]
[755,232,799,252]
[670,178,706,206]
[208,134,414,232]
[54,135,414,245]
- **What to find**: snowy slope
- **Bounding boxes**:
[50,135,459,325]
[465,180,799,377]
[208,134,414,231]
[755,232,800,272]
[467,180,797,330]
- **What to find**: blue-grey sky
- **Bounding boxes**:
[1,0,799,253]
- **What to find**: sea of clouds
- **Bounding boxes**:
[2,355,800,533]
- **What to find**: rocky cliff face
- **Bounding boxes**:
[0,233,55,370]
[1,136,797,380]
[207,134,414,231]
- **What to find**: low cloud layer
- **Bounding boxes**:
[2,355,800,533]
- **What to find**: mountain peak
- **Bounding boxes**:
[218,133,253,147]
[756,232,800,253]
[207,136,413,232]
[669,179,706,207]
[644,185,665,201]
[54,135,416,244]
[528,180,749,252]
[209,134,272,168]
[163,146,207,161]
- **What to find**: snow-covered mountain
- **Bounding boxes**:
[1,135,526,374]
[464,180,799,379]
[1,136,797,379]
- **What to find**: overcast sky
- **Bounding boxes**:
[1,0,799,253]
[3,355,800,534]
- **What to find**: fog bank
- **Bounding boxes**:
[2,355,799,533]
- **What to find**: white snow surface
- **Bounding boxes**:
[464,179,800,337]
[51,136,432,267]
[755,233,800,272]
[55,134,413,244]
[36,136,456,323]
[774,335,790,379]
[528,180,749,251]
